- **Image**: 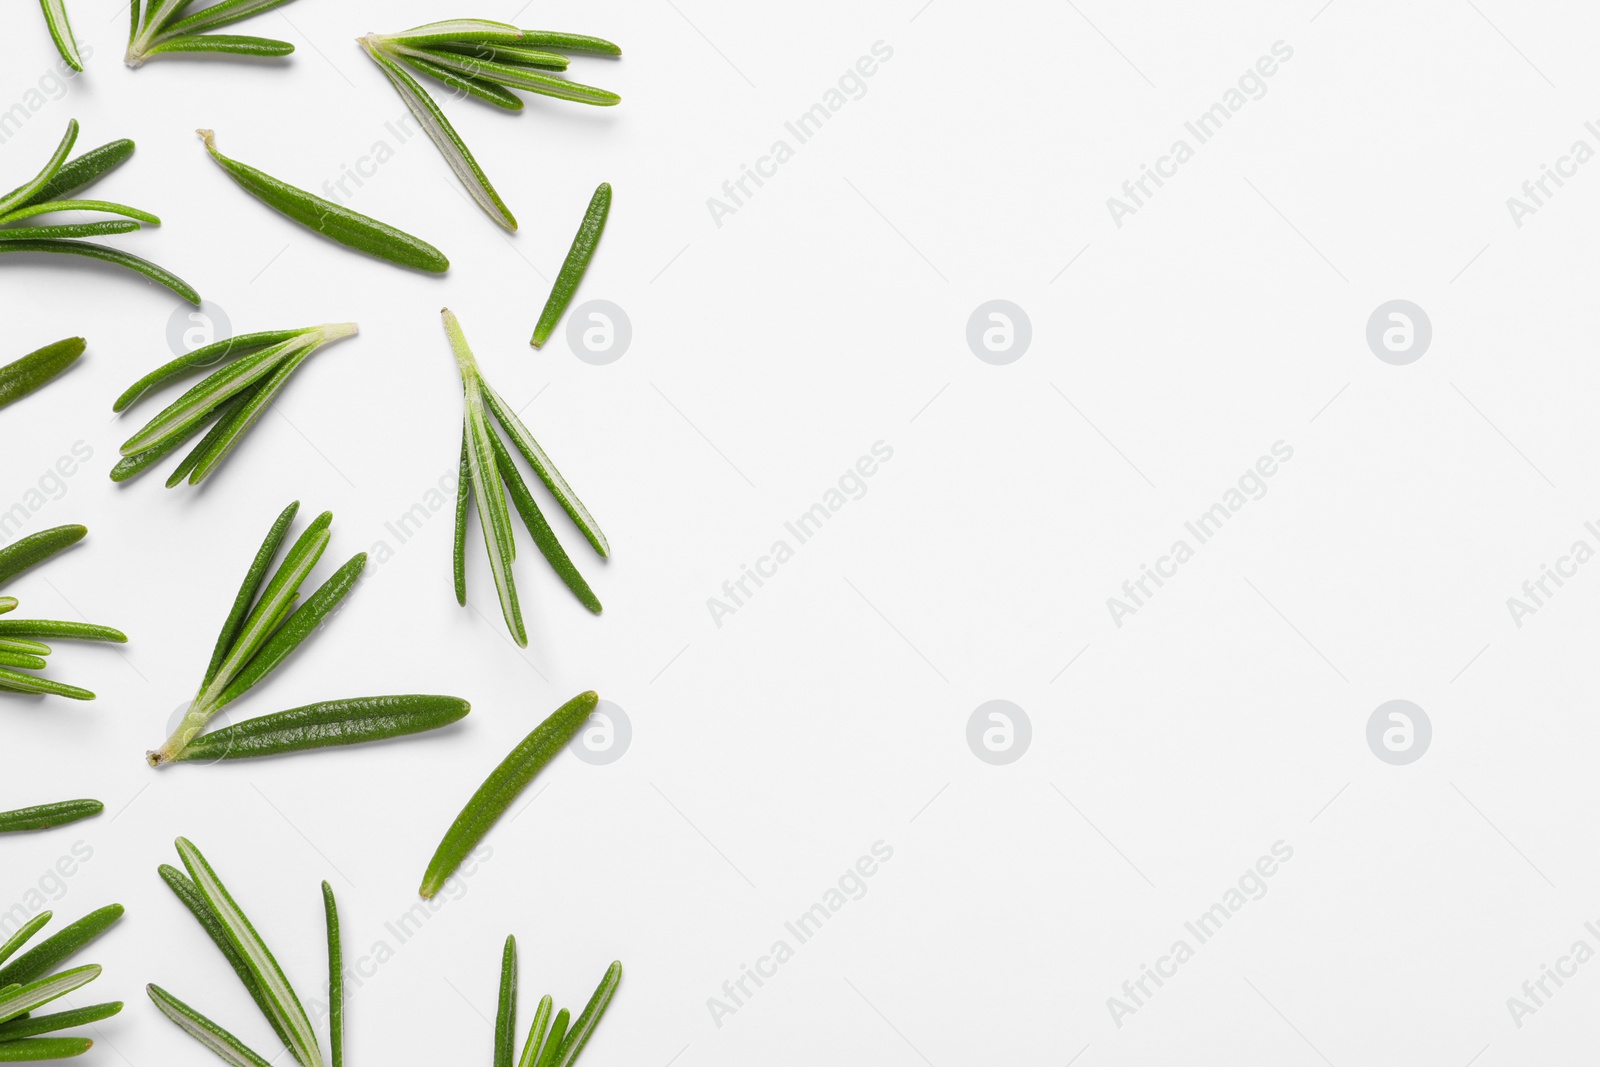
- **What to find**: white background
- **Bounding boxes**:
[4,1,1600,1064]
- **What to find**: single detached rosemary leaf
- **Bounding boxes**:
[531,183,610,348]
[0,525,85,587]
[489,430,600,613]
[516,995,552,1067]
[418,691,598,899]
[322,883,342,1067]
[37,0,83,71]
[359,38,518,232]
[0,337,85,412]
[173,695,469,761]
[0,1036,94,1060]
[0,1000,122,1041]
[174,839,324,1067]
[0,800,102,834]
[127,0,297,66]
[199,130,448,273]
[146,984,273,1067]
[552,962,621,1067]
[495,936,517,1067]
[0,905,122,989]
[157,866,297,1056]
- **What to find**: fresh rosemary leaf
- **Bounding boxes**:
[0,651,46,671]
[0,121,77,220]
[0,1001,121,1041]
[204,501,297,689]
[0,620,125,642]
[533,1010,569,1067]
[388,43,617,105]
[164,380,269,488]
[516,995,552,1067]
[517,31,621,57]
[157,865,297,1056]
[0,1036,94,1060]
[418,691,598,898]
[37,0,83,71]
[382,19,526,47]
[175,839,324,1067]
[145,34,295,58]
[174,694,468,761]
[181,335,334,484]
[114,397,238,484]
[482,384,608,558]
[0,525,85,586]
[0,638,49,655]
[0,906,121,988]
[553,962,621,1067]
[531,183,610,348]
[453,428,471,605]
[199,131,448,273]
[0,220,140,241]
[119,336,302,454]
[495,936,517,1067]
[146,984,273,1067]
[0,600,15,616]
[0,337,84,412]
[0,239,199,304]
[114,328,306,412]
[489,430,600,613]
[0,669,92,700]
[359,39,518,231]
[322,883,342,1067]
[0,800,102,834]
[1,199,161,225]
[428,42,570,70]
[399,54,526,111]
[6,139,133,208]
[161,0,297,37]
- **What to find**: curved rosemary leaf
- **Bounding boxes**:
[174,839,324,1067]
[0,1001,121,1040]
[157,866,298,1057]
[0,800,102,834]
[482,384,608,558]
[495,936,517,1067]
[0,906,121,988]
[0,918,50,972]
[0,620,125,642]
[23,140,135,206]
[146,984,274,1067]
[359,39,517,231]
[114,328,306,412]
[0,121,77,220]
[199,131,447,273]
[489,429,600,613]
[0,220,140,241]
[418,691,598,898]
[516,995,553,1067]
[146,34,295,58]
[212,552,366,710]
[37,0,83,71]
[323,883,342,1067]
[204,501,297,689]
[399,54,525,111]
[531,183,610,348]
[1,199,161,225]
[0,524,85,586]
[175,695,467,761]
[553,962,621,1067]
[453,428,470,605]
[0,239,199,304]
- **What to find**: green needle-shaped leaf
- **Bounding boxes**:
[0,1035,94,1060]
[175,839,324,1067]
[489,429,600,613]
[495,936,517,1067]
[483,384,608,557]
[37,0,83,71]
[0,800,102,834]
[531,183,610,348]
[0,906,122,988]
[381,19,526,47]
[427,42,570,70]
[0,650,47,670]
[322,883,342,1067]
[203,501,297,689]
[0,669,93,700]
[0,239,199,304]
[0,220,140,241]
[4,139,133,209]
[175,695,468,761]
[517,31,621,57]
[200,131,447,273]
[0,620,125,643]
[516,995,553,1067]
[398,54,526,111]
[0,1001,121,1040]
[0,917,50,971]
[360,38,517,231]
[452,428,470,605]
[0,967,99,1024]
[533,1010,569,1067]
[114,328,305,412]
[146,984,273,1067]
[161,0,297,35]
[418,691,598,898]
[1,199,160,225]
[0,525,85,587]
[553,962,621,1067]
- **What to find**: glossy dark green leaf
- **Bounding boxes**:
[0,239,198,304]
[0,906,121,988]
[0,525,85,587]
[495,936,517,1067]
[175,694,467,761]
[0,1000,121,1040]
[0,800,102,834]
[531,183,610,348]
[203,501,297,689]
[323,882,342,1067]
[146,984,273,1067]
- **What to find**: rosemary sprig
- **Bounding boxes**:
[358,22,621,231]
[150,839,331,1067]
[488,937,620,1067]
[0,906,124,1062]
[113,323,358,488]
[442,310,606,645]
[0,120,198,303]
[126,0,299,67]
[0,526,127,701]
[37,0,82,72]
